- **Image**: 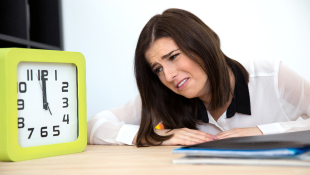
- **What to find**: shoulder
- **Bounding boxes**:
[237,57,281,78]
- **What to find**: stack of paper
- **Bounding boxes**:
[173,130,310,166]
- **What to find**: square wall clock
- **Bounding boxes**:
[0,48,87,161]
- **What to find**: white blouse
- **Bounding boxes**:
[87,58,310,145]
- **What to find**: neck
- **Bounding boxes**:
[199,66,235,121]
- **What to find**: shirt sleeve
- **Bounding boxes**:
[87,95,142,145]
[257,62,310,134]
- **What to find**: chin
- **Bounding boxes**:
[173,88,198,99]
[181,92,198,99]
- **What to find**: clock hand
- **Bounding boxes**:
[35,73,45,107]
[36,73,43,89]
[36,73,53,115]
[47,105,52,115]
[41,76,48,110]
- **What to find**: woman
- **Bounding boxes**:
[88,8,310,147]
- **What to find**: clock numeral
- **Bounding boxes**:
[41,70,48,80]
[18,117,25,128]
[63,114,69,124]
[53,125,60,136]
[41,126,48,137]
[28,128,34,139]
[18,82,27,93]
[37,69,40,80]
[27,69,33,81]
[62,82,69,92]
[27,126,60,139]
[17,99,24,110]
[62,97,69,108]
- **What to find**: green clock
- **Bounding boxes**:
[0,48,87,161]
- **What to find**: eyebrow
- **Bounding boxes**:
[150,49,180,70]
[162,49,179,59]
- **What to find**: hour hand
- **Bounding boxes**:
[42,82,52,115]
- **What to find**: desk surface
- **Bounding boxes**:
[1,145,310,175]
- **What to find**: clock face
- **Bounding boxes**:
[16,62,78,147]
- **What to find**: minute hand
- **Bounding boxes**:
[36,71,52,115]
[42,77,48,110]
[41,70,51,114]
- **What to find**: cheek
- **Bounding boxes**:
[158,76,170,87]
[196,71,208,87]
[158,76,178,92]
[196,70,207,81]
[191,66,209,89]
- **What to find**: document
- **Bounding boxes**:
[173,130,310,166]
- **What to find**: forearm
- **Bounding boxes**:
[257,118,310,135]
[87,111,139,145]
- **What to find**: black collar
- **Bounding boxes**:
[197,65,251,123]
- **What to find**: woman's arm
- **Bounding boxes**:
[216,62,310,139]
[87,95,141,145]
[88,94,216,146]
[257,62,310,134]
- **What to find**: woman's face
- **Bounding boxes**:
[145,37,210,99]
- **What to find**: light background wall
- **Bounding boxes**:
[62,0,310,121]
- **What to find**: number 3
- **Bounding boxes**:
[62,97,69,108]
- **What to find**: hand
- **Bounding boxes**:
[155,128,217,146]
[216,127,263,140]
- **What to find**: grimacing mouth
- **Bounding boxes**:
[176,78,189,88]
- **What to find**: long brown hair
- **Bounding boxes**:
[134,8,249,147]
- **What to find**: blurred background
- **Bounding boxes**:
[1,0,310,120]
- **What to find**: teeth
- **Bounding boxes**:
[178,78,188,88]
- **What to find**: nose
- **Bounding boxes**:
[163,64,178,82]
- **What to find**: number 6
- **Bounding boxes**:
[41,127,48,137]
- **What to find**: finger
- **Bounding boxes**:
[165,136,198,146]
[216,131,230,137]
[218,133,240,139]
[164,129,215,146]
[160,129,213,146]
[175,133,211,144]
[176,135,205,144]
[177,137,206,146]
[182,128,217,140]
[216,128,240,137]
[183,128,213,136]
[179,130,215,142]
[217,129,243,139]
[182,139,199,146]
[216,131,236,139]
